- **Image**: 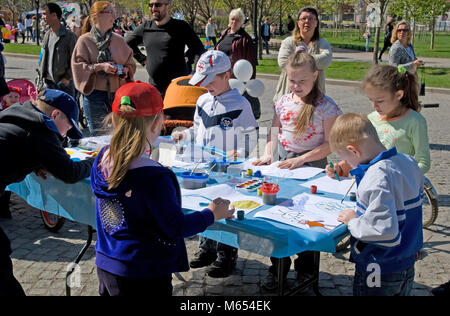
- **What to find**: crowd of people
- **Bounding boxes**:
[0,0,447,297]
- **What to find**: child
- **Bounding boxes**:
[330,113,423,296]
[0,89,91,295]
[326,65,430,178]
[171,50,258,278]
[252,51,342,290]
[0,85,21,110]
[90,81,234,296]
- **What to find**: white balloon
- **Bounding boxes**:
[229,78,246,95]
[233,59,253,82]
[245,79,265,98]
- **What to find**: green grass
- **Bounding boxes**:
[257,58,450,89]
[3,43,42,55]
[320,30,450,59]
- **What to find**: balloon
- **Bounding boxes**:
[246,79,265,98]
[229,78,246,95]
[0,27,6,33]
[233,59,253,82]
[5,24,11,30]
[8,35,14,40]
[2,33,7,39]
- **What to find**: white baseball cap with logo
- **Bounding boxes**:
[189,50,232,87]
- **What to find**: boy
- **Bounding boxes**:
[330,113,423,296]
[0,89,93,295]
[171,50,258,278]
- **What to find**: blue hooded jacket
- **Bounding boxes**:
[91,146,214,278]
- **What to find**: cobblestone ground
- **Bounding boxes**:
[0,80,448,296]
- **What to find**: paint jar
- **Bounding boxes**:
[349,192,357,201]
[180,171,209,189]
[260,183,279,205]
[237,210,245,220]
[209,159,229,173]
[310,185,317,194]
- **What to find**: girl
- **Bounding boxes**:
[90,81,234,296]
[326,64,430,178]
[253,51,342,291]
[0,86,21,110]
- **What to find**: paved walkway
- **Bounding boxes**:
[1,71,448,296]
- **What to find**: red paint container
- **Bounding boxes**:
[310,185,317,194]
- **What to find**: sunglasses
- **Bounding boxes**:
[149,2,168,8]
[397,28,409,32]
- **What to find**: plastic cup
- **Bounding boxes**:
[180,171,209,189]
[261,183,279,205]
[311,185,317,194]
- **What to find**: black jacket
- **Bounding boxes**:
[0,101,93,259]
[0,101,92,189]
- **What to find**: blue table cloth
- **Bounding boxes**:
[7,159,349,259]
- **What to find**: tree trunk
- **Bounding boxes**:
[430,16,435,50]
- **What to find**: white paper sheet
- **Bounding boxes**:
[240,158,324,180]
[181,184,263,215]
[254,193,354,231]
[300,175,356,196]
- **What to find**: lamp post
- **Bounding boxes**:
[34,0,40,46]
[253,0,258,60]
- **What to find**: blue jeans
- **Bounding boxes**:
[83,90,114,136]
[353,265,415,296]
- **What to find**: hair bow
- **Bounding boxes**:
[397,65,407,75]
[295,46,306,53]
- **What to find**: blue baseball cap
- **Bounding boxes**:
[38,89,83,139]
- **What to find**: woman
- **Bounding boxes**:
[216,8,260,119]
[71,1,136,136]
[273,7,332,105]
[388,21,424,74]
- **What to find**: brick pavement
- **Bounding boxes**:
[0,71,449,297]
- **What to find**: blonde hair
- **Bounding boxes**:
[81,1,111,35]
[329,113,380,152]
[229,8,245,23]
[391,20,411,44]
[104,105,157,190]
[285,51,322,137]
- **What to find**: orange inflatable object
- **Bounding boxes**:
[162,75,207,135]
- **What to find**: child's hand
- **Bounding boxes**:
[325,163,342,179]
[252,155,272,166]
[209,198,234,221]
[171,131,185,143]
[337,209,358,226]
[35,168,49,180]
[278,156,305,170]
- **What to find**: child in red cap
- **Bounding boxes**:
[0,85,21,110]
[90,81,234,296]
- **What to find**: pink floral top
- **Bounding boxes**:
[274,93,342,153]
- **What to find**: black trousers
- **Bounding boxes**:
[0,190,11,217]
[0,227,25,296]
[97,267,173,296]
[268,251,316,280]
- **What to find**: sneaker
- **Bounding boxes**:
[431,280,450,296]
[206,260,235,278]
[189,251,217,269]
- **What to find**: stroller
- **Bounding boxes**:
[162,75,207,136]
[3,79,66,232]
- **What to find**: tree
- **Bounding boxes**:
[363,0,391,64]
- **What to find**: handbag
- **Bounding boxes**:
[419,67,425,96]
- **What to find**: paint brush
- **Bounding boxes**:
[341,178,356,203]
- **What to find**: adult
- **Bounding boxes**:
[205,17,218,47]
[39,2,78,99]
[126,0,205,97]
[25,15,33,41]
[16,19,26,44]
[272,7,332,105]
[71,1,136,136]
[216,8,260,119]
[378,18,395,61]
[287,15,295,32]
[389,20,424,75]
[0,89,93,295]
[261,17,271,55]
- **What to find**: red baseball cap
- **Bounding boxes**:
[112,81,164,117]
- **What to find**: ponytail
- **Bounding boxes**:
[362,65,420,112]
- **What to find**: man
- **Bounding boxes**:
[0,89,93,295]
[126,0,205,97]
[39,3,78,99]
[25,15,33,41]
[261,17,271,54]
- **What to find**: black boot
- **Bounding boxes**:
[0,191,12,219]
